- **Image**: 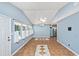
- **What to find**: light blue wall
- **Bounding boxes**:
[57,12,79,55]
[54,2,79,21]
[0,2,32,25]
[0,2,33,54]
[33,24,50,38]
[11,35,33,54]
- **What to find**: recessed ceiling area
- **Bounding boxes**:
[11,2,68,24]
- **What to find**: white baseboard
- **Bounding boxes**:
[32,37,50,38]
[57,40,79,56]
[12,37,32,56]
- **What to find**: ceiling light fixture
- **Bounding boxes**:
[40,17,47,23]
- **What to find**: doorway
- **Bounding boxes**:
[50,24,57,39]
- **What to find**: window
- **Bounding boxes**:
[15,25,21,36]
[22,24,26,39]
[22,26,26,31]
[28,25,33,35]
[14,22,21,43]
[14,22,33,43]
[26,25,29,37]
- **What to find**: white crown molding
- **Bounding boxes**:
[53,9,79,24]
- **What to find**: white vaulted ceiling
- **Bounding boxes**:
[11,2,68,24]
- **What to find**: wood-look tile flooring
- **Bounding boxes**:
[14,37,75,56]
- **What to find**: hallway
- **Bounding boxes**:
[0,2,79,56]
[15,37,75,56]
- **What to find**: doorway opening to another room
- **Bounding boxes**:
[50,24,57,40]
